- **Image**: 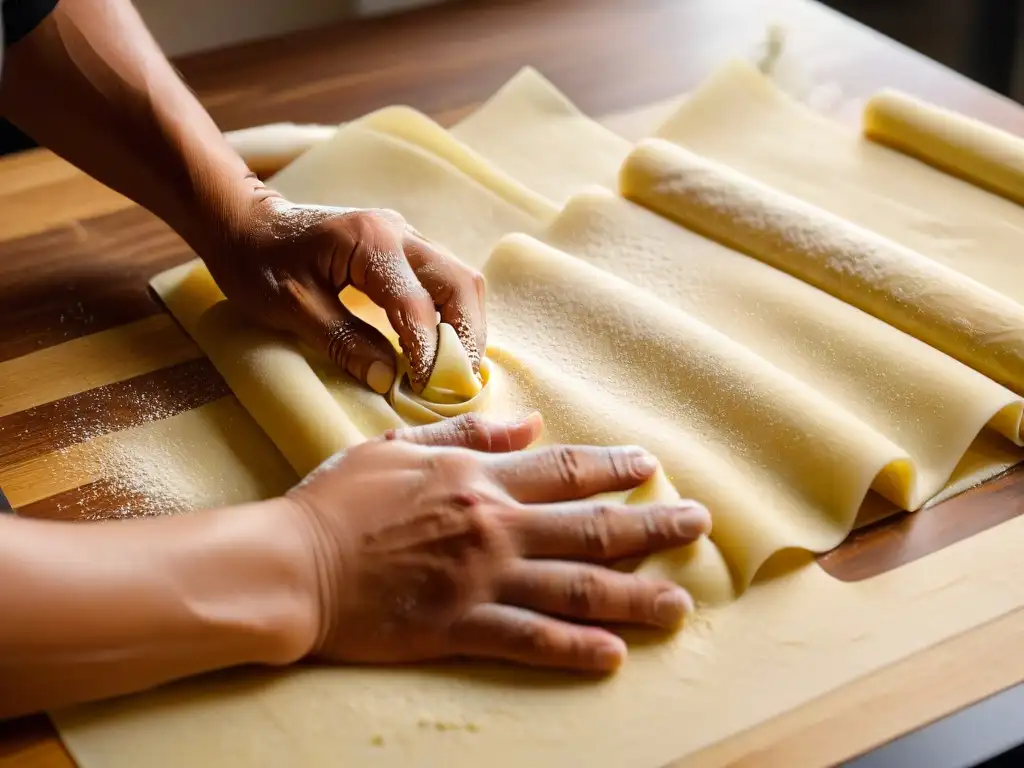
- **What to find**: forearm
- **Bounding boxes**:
[0,0,265,255]
[0,500,315,719]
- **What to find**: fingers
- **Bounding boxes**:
[383,412,543,452]
[404,232,487,372]
[488,445,658,503]
[508,500,710,560]
[280,276,398,394]
[449,604,627,672]
[498,562,693,628]
[332,212,439,391]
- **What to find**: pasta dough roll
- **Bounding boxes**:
[620,139,1024,396]
[864,90,1024,207]
[152,261,367,477]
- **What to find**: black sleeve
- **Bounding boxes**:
[3,0,58,47]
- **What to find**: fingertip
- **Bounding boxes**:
[513,412,544,446]
[653,588,694,628]
[591,635,627,671]
[693,504,713,536]
[625,446,659,478]
[672,504,713,538]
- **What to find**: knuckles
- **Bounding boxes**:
[451,413,494,450]
[551,446,587,494]
[579,505,617,558]
[565,570,605,617]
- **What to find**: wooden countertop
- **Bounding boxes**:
[3,0,1024,765]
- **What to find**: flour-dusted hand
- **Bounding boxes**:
[205,197,487,394]
[280,414,710,672]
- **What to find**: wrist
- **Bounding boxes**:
[186,173,280,268]
[180,497,321,667]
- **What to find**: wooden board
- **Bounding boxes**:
[5,0,1024,765]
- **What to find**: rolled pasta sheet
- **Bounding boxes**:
[864,90,1024,207]
[152,260,366,477]
[620,139,1024,397]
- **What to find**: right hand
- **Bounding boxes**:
[283,414,710,672]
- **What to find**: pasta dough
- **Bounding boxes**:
[865,90,1024,206]
[389,323,495,424]
[56,62,1024,768]
[451,68,632,204]
[620,138,1024,397]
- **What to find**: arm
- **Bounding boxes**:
[0,0,486,393]
[0,500,314,719]
[0,0,258,256]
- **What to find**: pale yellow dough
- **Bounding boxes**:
[620,138,1024,397]
[389,323,494,424]
[865,89,1024,206]
[56,62,1024,768]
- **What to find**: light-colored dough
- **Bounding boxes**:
[389,323,496,424]
[620,138,1024,397]
[627,469,735,606]
[654,59,1024,308]
[56,61,1024,768]
[451,67,632,204]
[864,89,1024,206]
[539,188,1024,508]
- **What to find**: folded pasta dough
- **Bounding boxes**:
[356,106,558,221]
[152,262,369,476]
[620,138,1024,397]
[451,67,632,204]
[389,323,496,424]
[153,63,1024,601]
[864,90,1024,207]
[541,188,1024,507]
[485,233,912,587]
[626,468,735,605]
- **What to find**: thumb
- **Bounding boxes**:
[283,277,397,394]
[383,412,543,452]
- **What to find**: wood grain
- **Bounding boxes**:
[0,317,201,417]
[0,208,191,363]
[4,0,1024,766]
[0,357,227,468]
[0,150,129,242]
[819,465,1024,581]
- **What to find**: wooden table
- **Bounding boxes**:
[4,0,1024,765]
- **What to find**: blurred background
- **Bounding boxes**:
[822,0,1023,100]
[1,0,1023,154]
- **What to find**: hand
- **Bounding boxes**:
[283,414,710,672]
[205,196,486,394]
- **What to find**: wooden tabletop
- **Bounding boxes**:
[5,0,1024,765]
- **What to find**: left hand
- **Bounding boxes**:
[204,195,486,394]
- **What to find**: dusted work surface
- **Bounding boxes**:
[4,0,1024,766]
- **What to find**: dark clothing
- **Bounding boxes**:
[2,0,58,51]
[0,0,59,155]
